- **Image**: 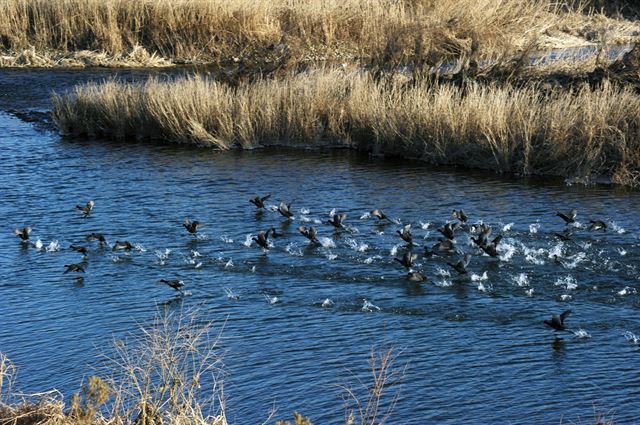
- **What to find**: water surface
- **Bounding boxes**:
[1,69,640,424]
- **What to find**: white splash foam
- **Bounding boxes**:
[435,279,453,287]
[477,282,492,293]
[555,275,578,290]
[360,212,370,220]
[624,331,640,344]
[513,273,530,287]
[436,268,451,278]
[251,266,256,273]
[610,221,626,234]
[564,252,586,269]
[364,255,381,264]
[133,243,146,252]
[322,298,334,307]
[346,238,369,252]
[548,242,565,259]
[220,235,234,243]
[522,245,546,265]
[498,242,516,262]
[46,240,60,252]
[573,329,591,339]
[420,221,431,230]
[618,286,637,296]
[362,299,380,312]
[318,237,336,248]
[329,208,336,218]
[525,288,534,297]
[224,259,234,268]
[264,294,279,305]
[324,251,338,261]
[191,250,202,258]
[529,223,540,234]
[390,244,402,256]
[195,234,208,241]
[224,287,240,300]
[299,207,310,215]
[471,271,488,282]
[502,222,514,232]
[285,243,303,257]
[560,294,573,301]
[243,234,253,247]
[194,262,203,269]
[618,248,627,256]
[33,239,43,251]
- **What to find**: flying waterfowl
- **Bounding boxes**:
[112,241,134,251]
[438,222,460,240]
[252,229,271,250]
[86,233,107,245]
[544,309,572,332]
[250,194,271,209]
[452,209,468,224]
[397,224,413,245]
[480,235,502,257]
[554,229,574,241]
[64,263,85,273]
[278,201,294,219]
[159,279,185,294]
[447,253,472,274]
[298,226,320,244]
[395,252,418,268]
[425,238,457,257]
[556,208,577,225]
[183,218,203,234]
[472,225,493,248]
[14,226,32,242]
[70,245,88,255]
[406,271,427,282]
[589,220,607,231]
[328,213,347,229]
[76,200,94,216]
[370,209,388,221]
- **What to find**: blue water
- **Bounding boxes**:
[1,69,640,424]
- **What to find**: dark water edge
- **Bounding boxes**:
[2,68,640,424]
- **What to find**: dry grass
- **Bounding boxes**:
[52,68,640,186]
[0,0,638,68]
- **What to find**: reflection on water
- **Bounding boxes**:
[1,69,640,423]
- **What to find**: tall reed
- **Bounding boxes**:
[52,69,640,186]
[0,0,633,67]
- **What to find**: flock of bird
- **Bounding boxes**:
[13,194,620,338]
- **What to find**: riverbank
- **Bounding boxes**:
[1,0,639,68]
[52,65,640,187]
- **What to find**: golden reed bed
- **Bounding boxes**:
[52,69,640,186]
[0,0,638,67]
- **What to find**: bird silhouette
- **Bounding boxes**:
[328,212,347,229]
[438,222,460,240]
[452,209,468,224]
[70,245,88,255]
[544,310,572,332]
[588,220,607,231]
[250,194,271,209]
[64,263,85,273]
[252,229,271,250]
[183,218,203,234]
[278,201,294,219]
[370,209,388,221]
[395,252,418,268]
[406,271,427,282]
[76,200,94,216]
[397,224,413,245]
[159,279,185,294]
[447,253,472,274]
[298,226,320,244]
[112,241,134,251]
[14,226,32,242]
[86,233,107,246]
[556,208,577,225]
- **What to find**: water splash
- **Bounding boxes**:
[264,294,279,305]
[194,262,203,269]
[617,286,637,296]
[435,279,453,287]
[555,275,578,290]
[195,234,208,241]
[346,238,369,252]
[624,331,640,344]
[390,244,403,256]
[191,250,202,258]
[33,238,43,251]
[560,294,573,301]
[285,243,303,257]
[564,252,586,269]
[419,221,431,230]
[220,235,234,243]
[435,268,451,278]
[573,329,591,339]
[155,248,171,265]
[362,299,380,312]
[618,248,627,256]
[502,223,514,232]
[224,259,234,268]
[498,242,516,262]
[522,244,546,265]
[548,242,565,259]
[324,251,338,261]
[133,243,146,252]
[610,222,626,234]
[512,273,530,287]
[525,288,534,297]
[529,223,540,234]
[224,287,240,300]
[477,282,493,293]
[322,298,334,307]
[471,271,488,282]
[360,212,370,220]
[329,208,336,217]
[243,234,253,247]
[318,237,336,248]
[299,207,310,215]
[364,255,382,264]
[45,240,60,252]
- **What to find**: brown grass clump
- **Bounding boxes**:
[0,0,638,68]
[52,68,640,186]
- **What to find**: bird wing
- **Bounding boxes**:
[492,234,503,245]
[462,253,472,267]
[560,309,572,324]
[261,194,271,202]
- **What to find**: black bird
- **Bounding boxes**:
[395,252,418,268]
[397,224,413,245]
[425,238,457,257]
[270,227,283,238]
[298,226,320,244]
[112,241,134,251]
[70,245,88,255]
[438,222,460,240]
[471,225,492,248]
[406,271,427,282]
[76,200,95,216]
[480,235,502,257]
[554,229,574,241]
[544,310,572,332]
[183,218,203,234]
[159,279,185,294]
[252,230,271,250]
[14,226,32,242]
[64,263,85,273]
[328,212,347,229]
[278,201,294,219]
[370,209,388,221]
[589,220,607,231]
[447,253,472,274]
[250,194,271,209]
[86,232,107,245]
[452,209,468,224]
[556,208,577,225]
